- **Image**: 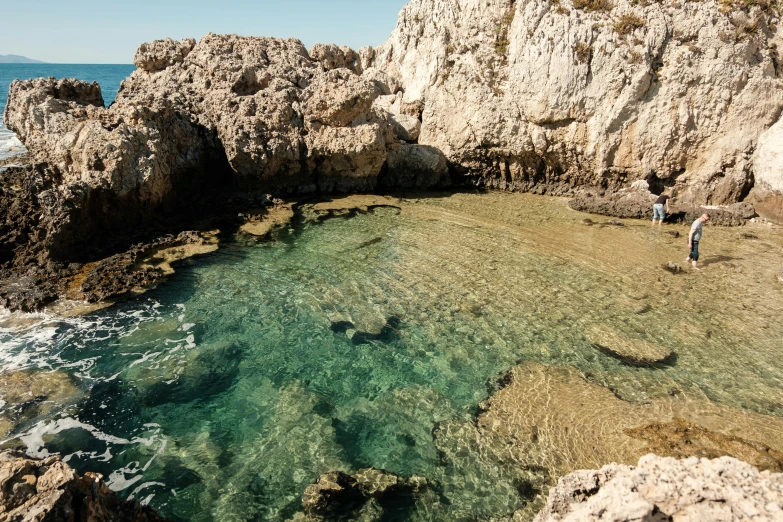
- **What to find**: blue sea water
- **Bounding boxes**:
[0,64,135,159]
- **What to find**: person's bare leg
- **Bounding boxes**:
[692,260,700,270]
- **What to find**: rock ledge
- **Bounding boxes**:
[534,454,783,522]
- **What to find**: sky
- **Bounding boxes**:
[0,0,409,63]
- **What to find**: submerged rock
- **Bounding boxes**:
[300,468,427,521]
[0,451,168,521]
[533,454,783,522]
[625,418,783,473]
[475,362,783,480]
[587,324,675,366]
[0,371,82,438]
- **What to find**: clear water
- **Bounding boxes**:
[0,63,135,159]
[2,192,783,520]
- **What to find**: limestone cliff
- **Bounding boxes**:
[373,0,783,210]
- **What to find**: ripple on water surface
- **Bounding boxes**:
[1,192,783,520]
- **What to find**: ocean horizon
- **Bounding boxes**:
[0,63,135,159]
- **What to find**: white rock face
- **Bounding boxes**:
[374,0,783,203]
[753,115,783,194]
[534,454,783,521]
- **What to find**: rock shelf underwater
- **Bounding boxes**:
[2,192,783,521]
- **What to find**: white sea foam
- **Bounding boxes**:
[0,123,25,159]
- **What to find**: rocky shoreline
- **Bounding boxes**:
[2,0,783,312]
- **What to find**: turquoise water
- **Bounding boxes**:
[2,193,783,520]
[0,63,134,159]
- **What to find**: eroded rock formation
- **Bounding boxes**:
[533,454,783,521]
[0,451,168,521]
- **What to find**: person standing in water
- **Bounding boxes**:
[652,191,671,225]
[686,214,710,270]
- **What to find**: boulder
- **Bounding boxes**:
[389,113,421,141]
[0,451,168,521]
[533,454,783,522]
[664,261,683,274]
[380,143,449,189]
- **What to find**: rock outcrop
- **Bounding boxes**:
[373,0,783,209]
[0,451,168,521]
[533,454,783,521]
[0,34,448,311]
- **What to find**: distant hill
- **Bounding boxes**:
[0,54,46,64]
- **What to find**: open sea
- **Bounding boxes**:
[0,64,135,160]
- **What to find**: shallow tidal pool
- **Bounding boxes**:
[1,192,783,521]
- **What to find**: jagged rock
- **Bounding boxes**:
[587,324,675,366]
[533,454,783,522]
[361,67,400,96]
[300,468,427,521]
[569,191,657,220]
[309,43,362,73]
[133,37,196,72]
[374,0,783,207]
[239,204,295,237]
[4,0,783,311]
[0,451,168,521]
[69,231,219,304]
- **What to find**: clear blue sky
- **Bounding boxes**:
[0,0,409,63]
